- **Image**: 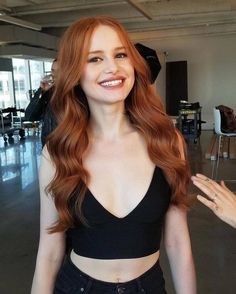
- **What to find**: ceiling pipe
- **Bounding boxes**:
[126,0,152,20]
[0,14,41,31]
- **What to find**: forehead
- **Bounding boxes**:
[89,25,124,51]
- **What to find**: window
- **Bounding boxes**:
[0,71,14,108]
[13,58,30,109]
[29,60,44,90]
[19,65,26,74]
[0,58,54,110]
[44,61,53,73]
[14,79,26,92]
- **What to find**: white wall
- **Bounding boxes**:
[146,33,236,129]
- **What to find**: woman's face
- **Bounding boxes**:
[80,25,135,106]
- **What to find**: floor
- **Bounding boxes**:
[0,130,235,294]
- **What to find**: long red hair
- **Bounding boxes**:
[47,16,191,233]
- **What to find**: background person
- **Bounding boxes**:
[31,16,196,294]
[25,59,58,146]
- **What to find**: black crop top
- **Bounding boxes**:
[67,166,171,259]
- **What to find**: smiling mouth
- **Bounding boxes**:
[100,79,124,87]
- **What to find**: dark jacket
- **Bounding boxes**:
[25,87,52,121]
[41,105,57,146]
[25,86,57,146]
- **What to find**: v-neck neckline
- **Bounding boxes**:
[86,166,157,220]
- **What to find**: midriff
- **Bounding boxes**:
[70,249,160,282]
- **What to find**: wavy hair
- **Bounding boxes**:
[47,16,191,233]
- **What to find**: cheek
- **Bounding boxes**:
[80,65,92,84]
[80,72,92,91]
[126,63,135,79]
[82,69,99,86]
[129,68,135,85]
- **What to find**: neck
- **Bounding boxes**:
[88,104,132,141]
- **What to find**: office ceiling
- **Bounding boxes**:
[0,0,236,59]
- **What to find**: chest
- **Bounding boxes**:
[83,134,157,218]
[80,166,171,225]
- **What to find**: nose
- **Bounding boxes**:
[104,58,118,74]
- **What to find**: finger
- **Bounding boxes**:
[220,180,231,192]
[192,174,211,182]
[192,175,226,198]
[192,174,215,186]
[192,179,216,201]
[194,173,207,179]
[197,195,218,212]
[191,175,212,188]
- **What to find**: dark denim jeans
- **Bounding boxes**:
[54,255,167,294]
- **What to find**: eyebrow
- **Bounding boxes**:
[88,46,126,54]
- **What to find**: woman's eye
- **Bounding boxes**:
[116,52,127,58]
[88,57,102,63]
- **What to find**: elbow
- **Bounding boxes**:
[164,237,193,261]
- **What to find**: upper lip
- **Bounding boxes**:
[99,76,125,84]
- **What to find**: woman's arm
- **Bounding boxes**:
[31,147,65,294]
[163,130,196,293]
[164,205,197,294]
[192,173,236,228]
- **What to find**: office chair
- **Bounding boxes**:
[211,108,236,180]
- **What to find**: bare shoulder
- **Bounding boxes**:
[39,146,59,234]
[40,145,56,186]
[41,145,54,167]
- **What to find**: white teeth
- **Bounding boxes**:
[100,79,123,87]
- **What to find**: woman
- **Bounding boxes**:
[31,16,196,294]
[192,173,236,228]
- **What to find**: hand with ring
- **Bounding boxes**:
[191,173,236,228]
